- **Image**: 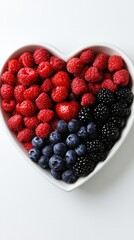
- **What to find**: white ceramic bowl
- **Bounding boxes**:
[0,42,134,192]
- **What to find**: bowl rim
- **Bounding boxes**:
[0,41,134,192]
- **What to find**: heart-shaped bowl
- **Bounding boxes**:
[0,42,134,192]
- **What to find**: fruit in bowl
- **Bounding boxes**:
[0,43,134,191]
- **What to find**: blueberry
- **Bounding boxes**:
[66,134,80,148]
[53,142,67,156]
[87,122,97,139]
[38,155,49,169]
[62,170,77,184]
[68,119,80,133]
[65,150,77,166]
[32,136,44,148]
[57,120,68,133]
[28,148,41,162]
[77,126,88,139]
[75,144,87,156]
[51,169,62,179]
[42,145,53,157]
[49,131,62,144]
[49,155,64,171]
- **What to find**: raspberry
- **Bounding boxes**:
[50,56,66,71]
[19,51,34,67]
[24,116,40,129]
[81,93,95,107]
[17,100,37,116]
[2,99,16,112]
[23,142,33,151]
[50,118,59,130]
[88,83,101,95]
[51,86,68,102]
[108,55,124,72]
[67,58,83,74]
[8,59,21,73]
[12,109,20,115]
[101,79,117,92]
[23,85,40,101]
[80,49,95,64]
[1,71,16,85]
[17,128,35,142]
[18,67,38,85]
[93,53,108,70]
[37,109,54,122]
[71,77,88,95]
[113,69,129,86]
[37,61,52,78]
[0,84,14,100]
[35,92,53,109]
[85,67,103,83]
[56,100,80,121]
[36,123,51,138]
[51,71,71,89]
[14,85,26,102]
[33,48,50,64]
[40,78,53,92]
[74,66,89,78]
[104,72,112,80]
[8,114,23,132]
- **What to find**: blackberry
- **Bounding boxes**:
[109,116,125,128]
[111,102,129,117]
[94,104,109,121]
[79,107,93,123]
[99,135,114,150]
[89,151,107,163]
[86,139,104,153]
[101,122,119,141]
[115,88,133,105]
[73,155,96,177]
[97,88,114,106]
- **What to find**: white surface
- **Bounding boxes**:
[0,0,134,239]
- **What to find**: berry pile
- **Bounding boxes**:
[0,47,133,184]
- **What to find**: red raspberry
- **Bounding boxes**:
[36,123,51,138]
[108,55,124,72]
[67,58,83,74]
[93,53,108,70]
[37,61,52,78]
[1,71,16,85]
[8,59,21,73]
[35,92,53,109]
[23,85,40,101]
[17,128,35,142]
[17,100,37,116]
[51,86,68,102]
[12,109,20,115]
[24,116,40,129]
[50,56,66,71]
[104,72,112,80]
[8,114,23,132]
[38,109,54,122]
[0,84,14,100]
[51,71,71,89]
[81,93,95,107]
[113,69,129,86]
[33,48,50,64]
[74,66,89,78]
[18,67,38,85]
[19,51,34,67]
[101,79,117,92]
[2,99,16,112]
[85,67,103,83]
[71,77,88,95]
[80,49,95,64]
[40,78,53,92]
[24,142,33,151]
[56,100,80,121]
[88,83,101,95]
[50,118,59,130]
[14,85,26,102]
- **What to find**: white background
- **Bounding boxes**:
[0,0,134,239]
